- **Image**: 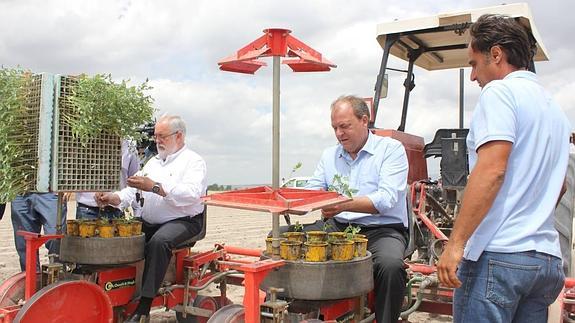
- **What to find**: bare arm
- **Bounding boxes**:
[321,196,378,218]
[437,140,512,288]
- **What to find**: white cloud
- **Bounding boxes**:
[1,0,573,185]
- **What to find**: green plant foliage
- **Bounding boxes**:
[344,224,361,240]
[328,174,358,198]
[0,67,34,203]
[63,74,155,144]
[292,221,304,232]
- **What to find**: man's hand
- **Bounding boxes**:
[127,176,155,192]
[437,242,464,288]
[94,192,121,207]
[321,203,345,219]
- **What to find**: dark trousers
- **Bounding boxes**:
[284,218,407,323]
[141,215,202,298]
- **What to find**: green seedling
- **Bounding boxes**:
[344,224,362,241]
[328,174,358,198]
[292,221,304,232]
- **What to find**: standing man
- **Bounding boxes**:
[96,115,207,323]
[11,193,67,271]
[305,95,409,323]
[76,140,140,219]
[438,14,571,322]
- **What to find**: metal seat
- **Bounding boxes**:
[424,128,469,158]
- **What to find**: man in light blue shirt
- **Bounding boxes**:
[305,95,409,323]
[437,14,571,322]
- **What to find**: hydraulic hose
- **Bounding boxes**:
[400,276,439,319]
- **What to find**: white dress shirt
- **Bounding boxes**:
[117,146,207,224]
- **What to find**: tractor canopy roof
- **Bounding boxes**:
[375,3,548,71]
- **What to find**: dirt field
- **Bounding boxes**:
[0,202,451,322]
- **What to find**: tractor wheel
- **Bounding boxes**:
[556,153,575,276]
[0,272,41,307]
[176,295,222,323]
[13,280,113,323]
[206,304,245,323]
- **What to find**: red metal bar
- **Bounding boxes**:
[224,245,263,258]
[408,263,437,275]
[17,231,63,300]
[417,210,449,241]
[409,183,449,241]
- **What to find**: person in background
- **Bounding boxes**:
[75,140,140,219]
[96,115,207,323]
[11,193,67,271]
[437,14,571,322]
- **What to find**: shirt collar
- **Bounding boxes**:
[156,145,186,164]
[338,131,376,160]
[503,70,536,81]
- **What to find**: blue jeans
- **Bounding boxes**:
[76,204,123,220]
[454,251,565,323]
[11,193,67,271]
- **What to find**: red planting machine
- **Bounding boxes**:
[1,3,574,323]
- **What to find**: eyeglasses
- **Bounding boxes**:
[152,131,178,140]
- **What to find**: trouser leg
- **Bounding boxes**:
[35,193,67,257]
[366,227,407,323]
[11,194,41,271]
[141,216,202,298]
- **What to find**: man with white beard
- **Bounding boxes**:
[96,114,207,323]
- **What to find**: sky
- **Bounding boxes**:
[1,0,574,185]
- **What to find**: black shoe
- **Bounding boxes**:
[124,313,150,323]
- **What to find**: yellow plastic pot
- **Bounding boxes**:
[353,237,368,258]
[98,224,115,238]
[265,237,273,255]
[116,223,132,237]
[280,240,302,260]
[78,222,97,238]
[330,240,354,261]
[306,231,327,242]
[66,220,79,236]
[283,232,305,243]
[131,221,143,235]
[328,232,346,242]
[304,242,328,262]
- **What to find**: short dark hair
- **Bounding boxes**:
[470,14,536,69]
[331,95,370,120]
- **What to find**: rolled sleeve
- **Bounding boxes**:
[365,142,408,215]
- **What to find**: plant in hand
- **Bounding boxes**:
[328,174,358,198]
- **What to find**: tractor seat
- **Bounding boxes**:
[424,128,469,158]
[174,206,207,250]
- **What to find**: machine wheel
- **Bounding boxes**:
[13,280,113,323]
[0,272,40,307]
[176,295,221,323]
[206,304,245,323]
[556,153,575,276]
